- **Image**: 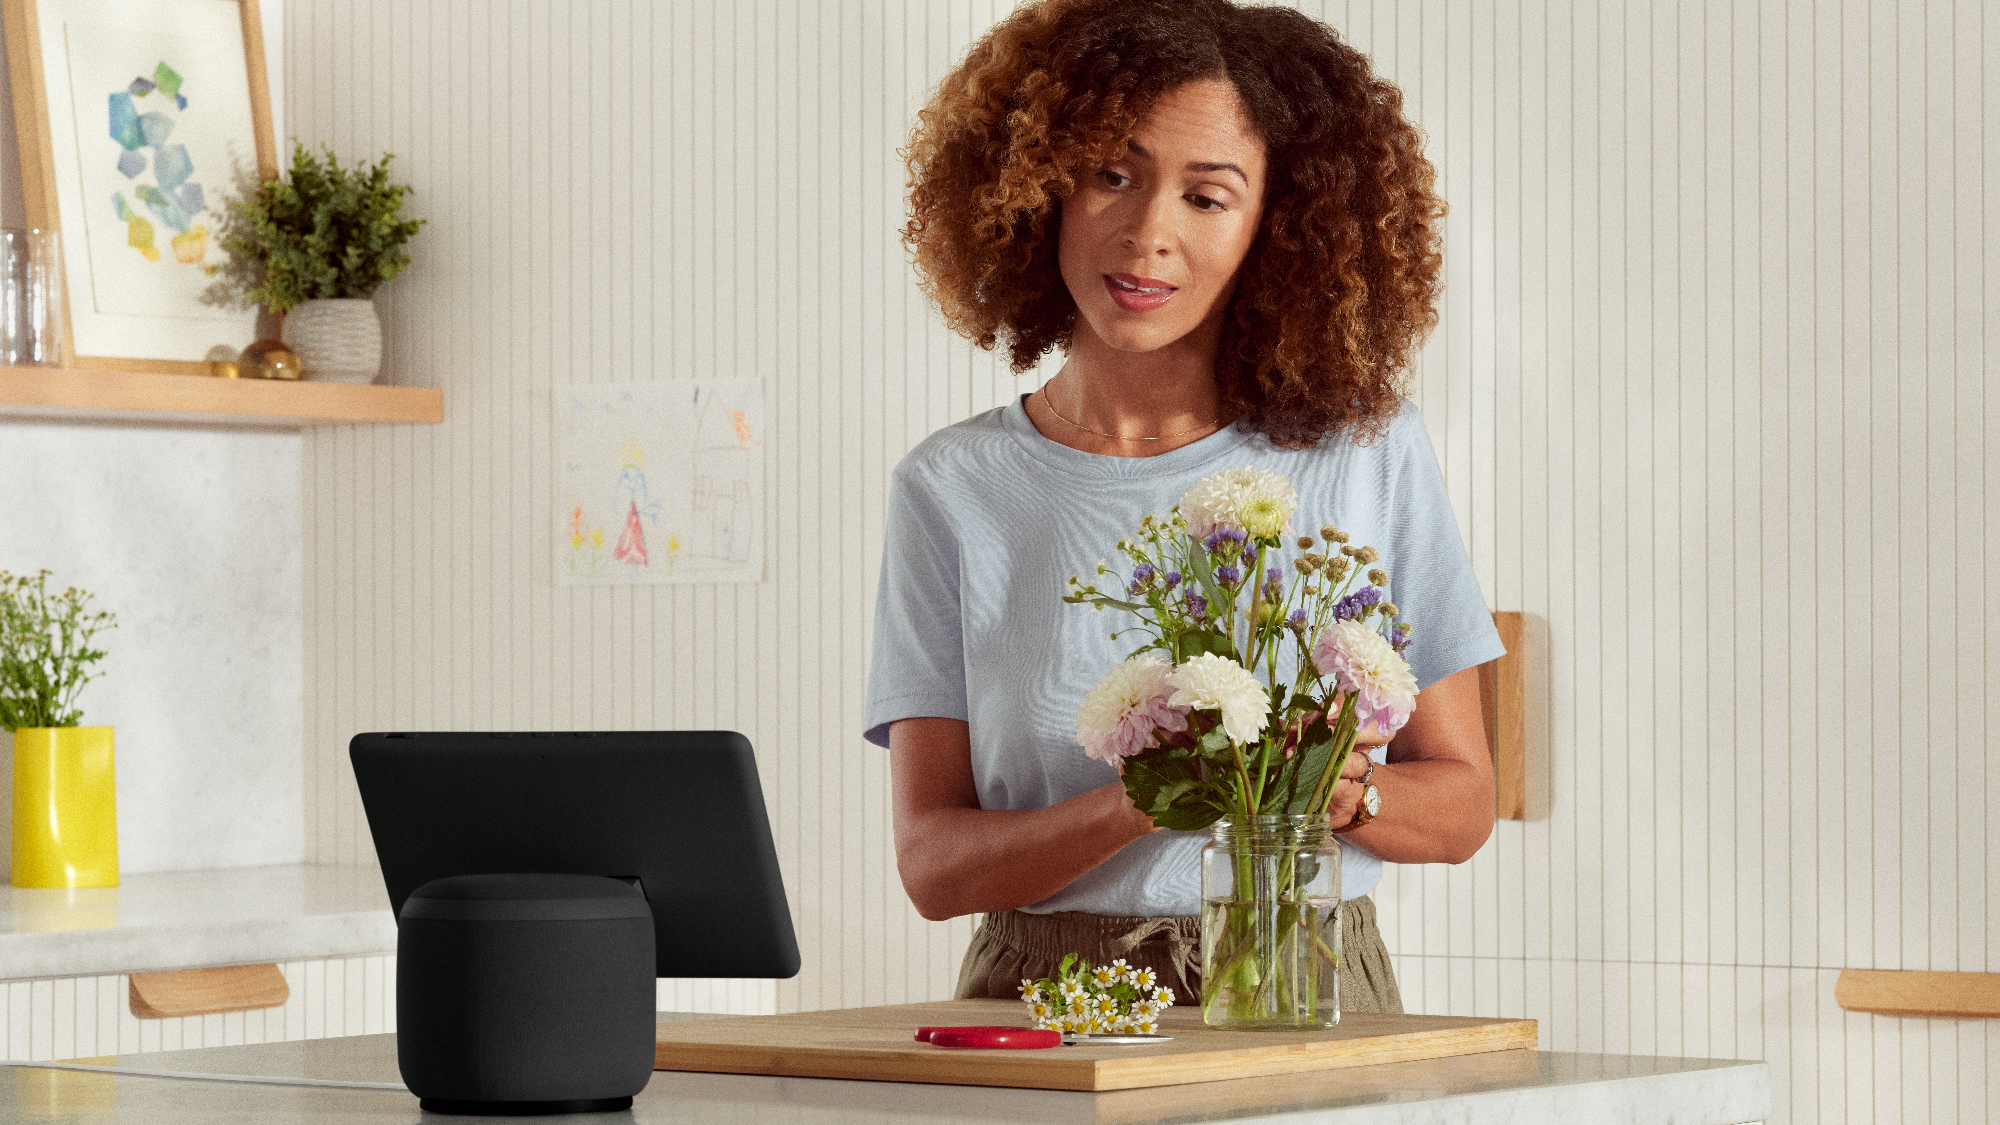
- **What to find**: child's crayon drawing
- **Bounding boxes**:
[556,381,764,585]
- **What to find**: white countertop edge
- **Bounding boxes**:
[1236,1056,1772,1125]
[0,910,398,982]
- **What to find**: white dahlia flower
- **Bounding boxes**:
[1179,467,1299,541]
[1075,652,1190,764]
[1165,652,1271,744]
[1311,618,1418,736]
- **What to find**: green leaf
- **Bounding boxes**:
[1195,725,1234,764]
[1150,799,1224,832]
[1281,716,1341,816]
[1145,777,1200,814]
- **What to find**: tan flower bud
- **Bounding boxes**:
[1297,536,1315,549]
[1379,602,1400,618]
[1327,557,1351,581]
[1368,568,1388,586]
[1294,558,1313,574]
[1357,546,1380,565]
[1302,552,1325,569]
[1339,544,1360,558]
[1319,525,1340,541]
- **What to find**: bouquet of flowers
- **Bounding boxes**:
[1063,467,1418,1027]
[1019,955,1176,1034]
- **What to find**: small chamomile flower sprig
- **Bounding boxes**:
[1018,955,1175,1035]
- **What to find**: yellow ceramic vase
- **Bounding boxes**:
[11,726,119,888]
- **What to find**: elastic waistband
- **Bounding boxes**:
[980,908,1200,963]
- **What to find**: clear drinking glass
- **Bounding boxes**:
[2,228,63,366]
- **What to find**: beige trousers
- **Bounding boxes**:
[953,895,1404,1014]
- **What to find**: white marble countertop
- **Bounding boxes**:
[0,864,396,981]
[3,1020,1773,1124]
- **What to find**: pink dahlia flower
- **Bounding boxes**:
[1310,619,1418,736]
[1075,653,1190,764]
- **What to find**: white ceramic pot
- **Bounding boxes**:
[285,298,383,384]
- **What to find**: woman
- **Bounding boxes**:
[863,0,1502,1014]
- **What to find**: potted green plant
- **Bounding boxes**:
[224,141,425,383]
[0,570,119,888]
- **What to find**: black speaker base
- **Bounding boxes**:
[418,1095,634,1115]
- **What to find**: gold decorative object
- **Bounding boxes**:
[209,361,241,378]
[239,338,301,380]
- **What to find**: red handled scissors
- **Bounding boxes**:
[915,1026,1173,1049]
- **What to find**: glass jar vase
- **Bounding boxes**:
[1199,814,1341,1029]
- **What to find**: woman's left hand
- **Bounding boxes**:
[1319,666,1495,862]
[1322,728,1391,830]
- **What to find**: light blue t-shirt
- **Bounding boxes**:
[864,395,1504,917]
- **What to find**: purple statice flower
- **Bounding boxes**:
[1287,608,1310,628]
[1389,621,1414,653]
[1186,592,1209,621]
[1128,562,1155,596]
[1241,547,1258,567]
[1332,584,1383,620]
[1264,567,1284,598]
[1163,571,1182,589]
[1202,527,1248,556]
[1213,565,1242,588]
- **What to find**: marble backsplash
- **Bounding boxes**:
[0,417,303,873]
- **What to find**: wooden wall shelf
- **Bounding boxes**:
[1836,969,2000,1018]
[0,364,442,427]
[1479,611,1527,820]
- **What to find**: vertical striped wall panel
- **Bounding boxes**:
[293,3,1995,1120]
[1,957,394,1063]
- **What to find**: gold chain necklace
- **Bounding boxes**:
[1039,379,1222,442]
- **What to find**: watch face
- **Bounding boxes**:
[1362,785,1381,817]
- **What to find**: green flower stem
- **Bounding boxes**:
[1304,693,1360,815]
[1243,542,1268,670]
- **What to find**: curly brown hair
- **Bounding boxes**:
[903,0,1444,447]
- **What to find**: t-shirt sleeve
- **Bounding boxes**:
[862,457,968,748]
[1383,407,1506,691]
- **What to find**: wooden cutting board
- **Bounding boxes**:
[653,998,1536,1091]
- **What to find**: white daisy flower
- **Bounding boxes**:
[1165,652,1271,744]
[1180,467,1298,541]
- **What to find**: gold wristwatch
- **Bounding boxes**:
[1334,753,1380,833]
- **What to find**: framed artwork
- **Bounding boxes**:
[2,0,277,374]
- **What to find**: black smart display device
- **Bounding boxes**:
[350,730,800,1115]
